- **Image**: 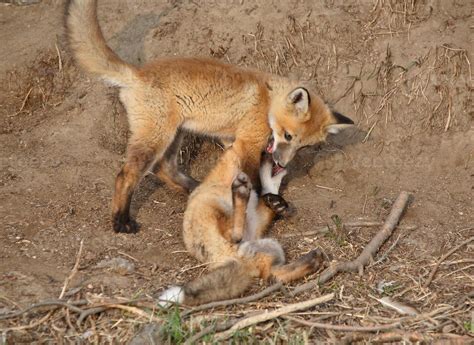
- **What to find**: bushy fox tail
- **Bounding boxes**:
[159,259,255,307]
[158,240,324,307]
[158,239,285,307]
[65,0,136,86]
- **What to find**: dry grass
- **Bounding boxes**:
[0,46,76,135]
[1,0,472,343]
[1,203,472,343]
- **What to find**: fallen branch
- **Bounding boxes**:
[0,311,54,332]
[369,234,401,267]
[340,331,471,344]
[0,299,87,320]
[339,331,427,344]
[59,239,84,299]
[283,315,400,332]
[424,235,474,288]
[212,293,334,341]
[281,221,416,238]
[182,282,283,317]
[184,320,237,345]
[293,191,411,295]
[106,304,162,323]
[77,307,107,326]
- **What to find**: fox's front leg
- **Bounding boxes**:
[232,137,264,187]
[231,172,252,243]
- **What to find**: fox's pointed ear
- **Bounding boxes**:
[326,111,354,134]
[287,87,310,120]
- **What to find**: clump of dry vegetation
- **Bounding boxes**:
[1,0,472,343]
[0,47,76,134]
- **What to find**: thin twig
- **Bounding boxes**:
[54,41,63,72]
[77,307,106,326]
[362,120,378,143]
[0,300,87,320]
[424,236,474,288]
[107,304,162,323]
[11,87,33,117]
[1,311,53,332]
[284,315,400,332]
[293,192,411,295]
[369,234,401,267]
[281,221,416,238]
[212,293,334,341]
[75,297,156,326]
[182,282,283,317]
[184,320,237,345]
[117,251,139,262]
[59,239,84,299]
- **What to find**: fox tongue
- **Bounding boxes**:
[266,142,273,153]
[272,163,284,176]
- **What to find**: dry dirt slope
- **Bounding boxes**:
[0,0,472,343]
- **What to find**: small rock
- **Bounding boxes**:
[96,257,135,275]
[129,323,162,345]
[442,324,456,333]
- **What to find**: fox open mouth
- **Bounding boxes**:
[272,163,285,176]
[266,136,285,176]
[266,137,274,154]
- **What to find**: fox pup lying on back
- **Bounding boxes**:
[159,149,324,306]
[66,0,354,234]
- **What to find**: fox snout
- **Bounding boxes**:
[272,143,296,168]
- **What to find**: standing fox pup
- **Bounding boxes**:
[159,150,324,306]
[66,0,354,233]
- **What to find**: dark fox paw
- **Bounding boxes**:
[113,215,139,234]
[262,193,295,217]
[232,172,252,200]
[183,177,200,194]
[299,249,325,271]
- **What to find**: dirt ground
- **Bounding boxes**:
[0,0,472,343]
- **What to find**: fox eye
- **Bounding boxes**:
[284,131,293,141]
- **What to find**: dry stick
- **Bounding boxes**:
[182,282,283,317]
[340,331,427,344]
[76,298,158,326]
[78,304,162,328]
[293,191,411,295]
[54,42,63,72]
[77,307,106,327]
[0,300,87,320]
[0,311,54,332]
[59,239,84,299]
[106,304,162,323]
[12,87,33,116]
[184,320,237,345]
[424,235,474,288]
[361,331,470,344]
[283,315,400,332]
[369,233,401,267]
[281,222,416,238]
[212,293,334,341]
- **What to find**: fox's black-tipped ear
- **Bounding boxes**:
[333,111,354,125]
[287,87,310,120]
[326,111,354,134]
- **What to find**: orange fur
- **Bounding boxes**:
[66,0,353,233]
[167,149,324,306]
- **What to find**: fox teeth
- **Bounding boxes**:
[272,163,285,176]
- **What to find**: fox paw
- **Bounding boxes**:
[262,193,294,216]
[113,218,139,234]
[299,249,325,271]
[232,172,252,200]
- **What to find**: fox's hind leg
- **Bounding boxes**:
[153,128,199,193]
[270,249,324,283]
[231,172,252,243]
[112,120,181,233]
